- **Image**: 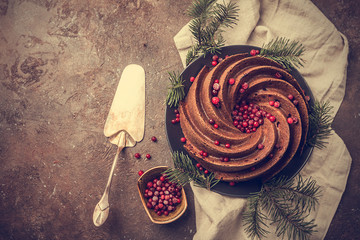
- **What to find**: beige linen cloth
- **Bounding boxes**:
[173,0,352,239]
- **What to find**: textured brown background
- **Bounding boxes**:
[0,0,359,239]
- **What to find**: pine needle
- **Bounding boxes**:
[243,194,270,240]
[307,100,334,149]
[260,37,305,70]
[186,0,239,65]
[244,176,320,240]
[163,151,220,190]
[166,71,186,108]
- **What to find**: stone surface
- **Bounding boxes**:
[0,0,358,239]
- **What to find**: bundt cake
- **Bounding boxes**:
[178,53,309,182]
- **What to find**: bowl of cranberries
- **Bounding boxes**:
[137,166,187,224]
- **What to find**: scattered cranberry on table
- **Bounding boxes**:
[151,136,157,142]
[135,153,141,159]
[138,170,144,176]
[146,154,151,159]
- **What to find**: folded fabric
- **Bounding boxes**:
[173,0,351,239]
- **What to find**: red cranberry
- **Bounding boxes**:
[196,163,201,168]
[212,55,219,61]
[250,49,257,56]
[228,78,235,85]
[134,153,141,159]
[305,95,310,101]
[223,157,229,162]
[180,137,186,143]
[287,118,293,124]
[293,100,299,106]
[274,101,280,108]
[292,117,299,124]
[269,116,276,122]
[202,152,208,157]
[229,181,235,186]
[146,154,151,159]
[209,119,215,125]
[175,117,180,122]
[257,144,264,150]
[214,79,219,83]
[240,88,245,93]
[225,143,231,148]
[211,61,217,66]
[275,72,282,78]
[151,136,157,142]
[212,89,218,96]
[213,83,220,90]
[190,76,195,82]
[171,119,176,124]
[288,94,294,100]
[138,170,144,176]
[214,140,220,145]
[242,82,249,89]
[212,97,220,105]
[213,124,219,129]
[269,100,275,106]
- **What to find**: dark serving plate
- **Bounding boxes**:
[165,45,314,197]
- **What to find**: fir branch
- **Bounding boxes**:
[186,0,239,65]
[163,151,220,190]
[260,37,305,70]
[265,176,320,213]
[244,176,320,240]
[166,71,186,108]
[307,100,334,149]
[243,193,270,240]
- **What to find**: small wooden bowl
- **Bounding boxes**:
[137,166,187,224]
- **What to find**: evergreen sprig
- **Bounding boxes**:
[163,151,220,190]
[166,71,186,108]
[244,176,320,240]
[260,37,305,70]
[186,0,239,65]
[307,100,334,149]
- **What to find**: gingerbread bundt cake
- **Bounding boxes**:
[178,53,309,182]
